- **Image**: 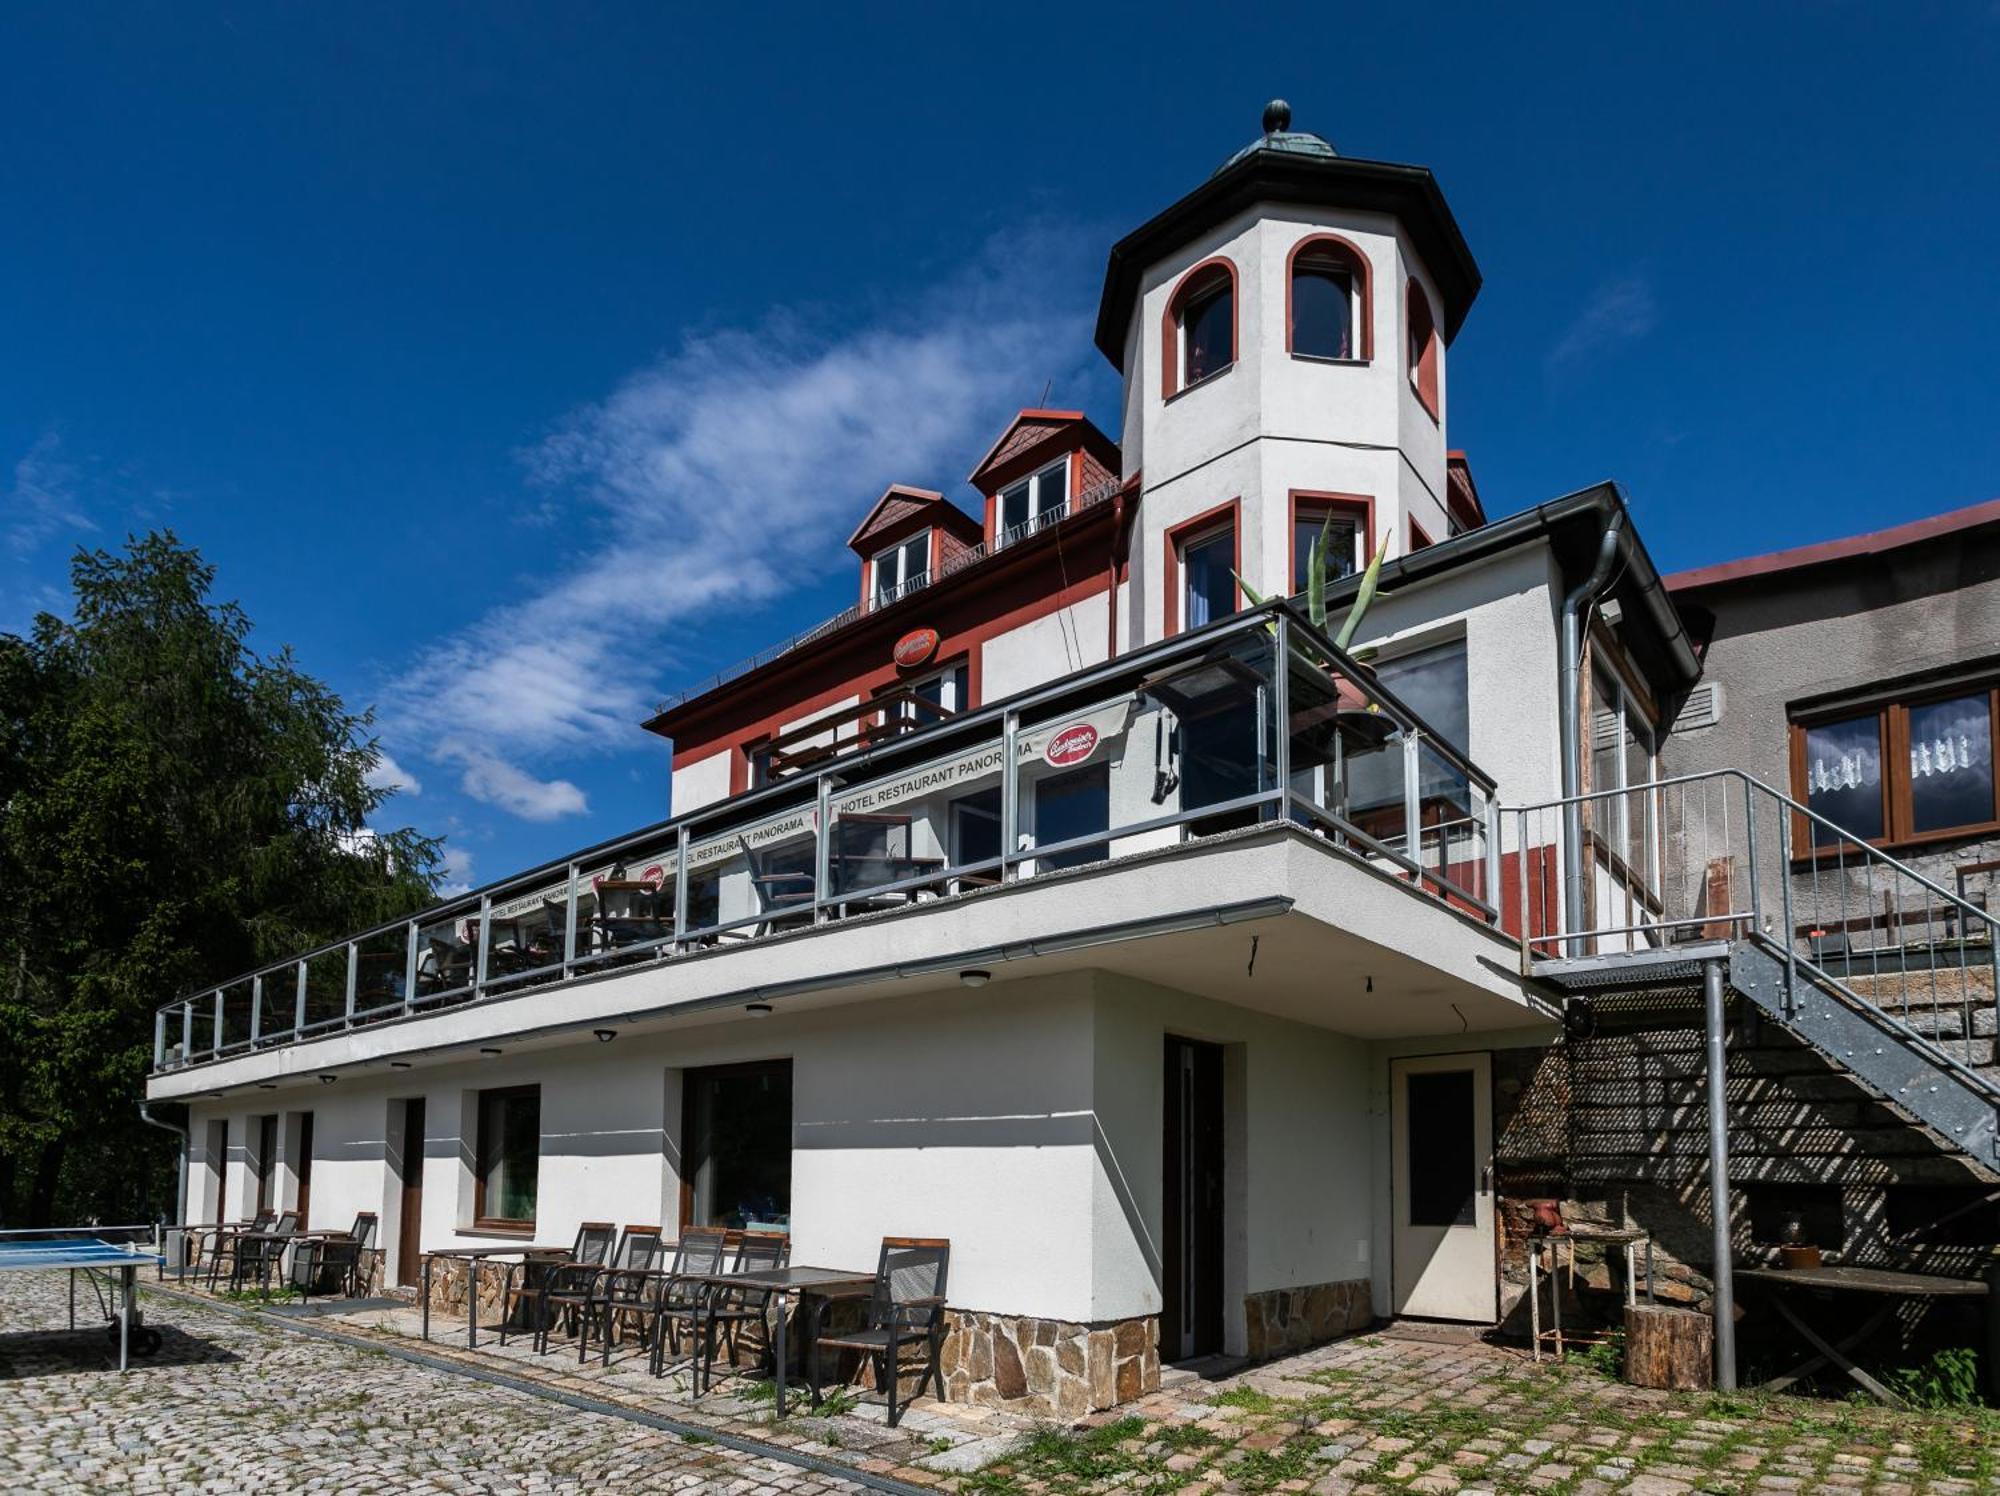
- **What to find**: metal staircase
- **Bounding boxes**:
[1510,768,2000,1166]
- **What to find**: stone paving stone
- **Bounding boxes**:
[0,1271,871,1493]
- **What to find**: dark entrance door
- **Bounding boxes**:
[1162,1036,1224,1360]
[295,1112,314,1227]
[397,1098,425,1288]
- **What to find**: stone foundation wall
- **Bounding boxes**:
[939,1311,1159,1417]
[1243,1278,1373,1361]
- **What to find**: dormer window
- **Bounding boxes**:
[1289,235,1371,362]
[997,459,1070,548]
[1162,258,1237,398]
[871,530,930,609]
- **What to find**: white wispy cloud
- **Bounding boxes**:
[5,432,97,558]
[1547,274,1658,371]
[438,845,477,897]
[384,226,1099,820]
[364,751,422,798]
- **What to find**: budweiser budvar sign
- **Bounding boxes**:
[893,627,939,668]
[1043,722,1100,768]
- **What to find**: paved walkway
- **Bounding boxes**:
[10,1270,2000,1493]
[0,1269,866,1493]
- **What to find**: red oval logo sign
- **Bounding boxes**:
[1044,723,1099,768]
[893,627,939,669]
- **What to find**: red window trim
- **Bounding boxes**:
[1160,256,1239,402]
[1287,491,1374,595]
[1406,278,1440,423]
[1163,498,1243,637]
[1286,233,1373,362]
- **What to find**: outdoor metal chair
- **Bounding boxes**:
[232,1209,301,1292]
[418,933,477,998]
[289,1213,377,1302]
[521,1221,618,1354]
[641,1226,730,1379]
[739,835,816,937]
[579,1225,667,1365]
[808,1237,950,1428]
[697,1230,790,1393]
[199,1208,276,1289]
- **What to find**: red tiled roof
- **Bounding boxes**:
[1665,498,2000,592]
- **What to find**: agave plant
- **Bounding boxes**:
[1235,515,1389,654]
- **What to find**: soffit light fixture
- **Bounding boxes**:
[745,1002,773,1017]
[318,1074,337,1084]
[593,1029,617,1043]
[257,1082,278,1090]
[959,969,992,988]
[390,1061,413,1070]
[480,1047,503,1058]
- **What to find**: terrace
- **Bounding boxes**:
[150,598,1503,1076]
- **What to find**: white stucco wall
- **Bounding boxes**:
[981,601,1111,702]
[670,748,732,818]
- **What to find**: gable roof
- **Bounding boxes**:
[1665,498,2000,593]
[966,409,1122,494]
[845,485,982,556]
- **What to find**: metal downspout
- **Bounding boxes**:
[1558,511,1626,953]
[137,1101,189,1259]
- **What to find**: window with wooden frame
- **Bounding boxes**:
[473,1084,540,1229]
[681,1059,792,1232]
[1288,235,1370,362]
[1790,683,2000,852]
[871,530,930,609]
[1406,278,1440,421]
[1290,495,1369,594]
[1163,259,1236,398]
[996,458,1070,548]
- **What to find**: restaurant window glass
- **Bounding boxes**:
[1349,639,1470,818]
[1178,524,1236,632]
[952,786,1003,868]
[684,1060,792,1231]
[1034,763,1110,870]
[475,1085,540,1227]
[1793,684,1999,848]
[998,459,1069,546]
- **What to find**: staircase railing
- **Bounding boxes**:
[1509,768,2000,1058]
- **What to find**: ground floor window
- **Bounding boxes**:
[474,1085,540,1228]
[682,1060,792,1231]
[1791,682,2000,850]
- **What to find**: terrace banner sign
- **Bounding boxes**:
[831,701,1134,817]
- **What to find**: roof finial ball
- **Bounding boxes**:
[1262,98,1292,135]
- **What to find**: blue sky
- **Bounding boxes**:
[4,3,1996,891]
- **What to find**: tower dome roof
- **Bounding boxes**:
[1213,99,1338,175]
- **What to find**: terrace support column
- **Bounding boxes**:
[1704,956,1737,1391]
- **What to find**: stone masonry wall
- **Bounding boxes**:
[939,1311,1159,1418]
[1243,1279,1373,1361]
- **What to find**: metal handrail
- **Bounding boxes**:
[150,599,1504,1074]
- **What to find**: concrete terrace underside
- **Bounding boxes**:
[147,825,1553,1100]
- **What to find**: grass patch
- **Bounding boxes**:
[1211,1385,1281,1414]
[1157,1422,1220,1453]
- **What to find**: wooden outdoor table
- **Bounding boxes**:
[1736,1264,1991,1406]
[685,1266,875,1416]
[421,1243,569,1348]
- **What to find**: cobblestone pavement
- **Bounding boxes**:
[13,1271,2000,1494]
[0,1270,868,1493]
[969,1331,2000,1494]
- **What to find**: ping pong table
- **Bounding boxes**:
[0,1232,167,1371]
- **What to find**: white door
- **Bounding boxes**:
[1390,1052,1495,1321]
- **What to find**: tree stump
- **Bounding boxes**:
[1624,1304,1713,1390]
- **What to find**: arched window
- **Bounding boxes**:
[1288,235,1371,361]
[1162,258,1236,399]
[1406,278,1440,420]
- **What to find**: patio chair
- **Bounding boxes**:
[200,1208,277,1289]
[521,1221,618,1354]
[418,933,477,998]
[697,1230,790,1394]
[289,1213,378,1302]
[233,1209,301,1292]
[740,836,816,937]
[640,1226,730,1380]
[807,1237,950,1428]
[579,1225,667,1365]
